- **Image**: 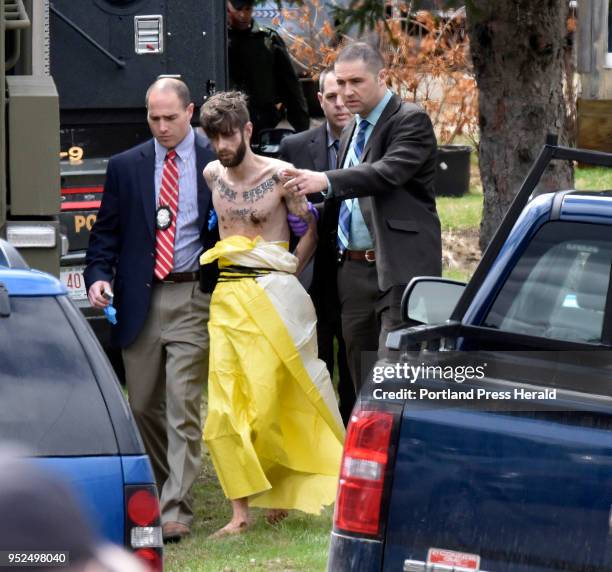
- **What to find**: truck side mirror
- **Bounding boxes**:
[401,277,466,325]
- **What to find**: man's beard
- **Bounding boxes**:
[218,136,247,168]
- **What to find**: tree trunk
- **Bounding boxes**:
[466,0,574,251]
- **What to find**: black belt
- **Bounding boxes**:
[155,271,199,283]
[218,265,276,283]
[338,249,376,263]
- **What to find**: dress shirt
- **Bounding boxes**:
[154,128,201,272]
[342,89,393,250]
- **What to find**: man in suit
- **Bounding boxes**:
[279,68,355,424]
[84,78,218,543]
[282,42,441,392]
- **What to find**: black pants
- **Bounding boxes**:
[316,312,355,426]
[337,260,405,393]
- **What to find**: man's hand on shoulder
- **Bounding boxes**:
[88,280,113,309]
[281,167,328,197]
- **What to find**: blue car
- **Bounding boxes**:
[0,240,162,571]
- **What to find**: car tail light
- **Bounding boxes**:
[333,409,395,537]
[133,548,163,570]
[125,485,163,571]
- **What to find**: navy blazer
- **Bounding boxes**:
[279,123,341,314]
[84,132,218,348]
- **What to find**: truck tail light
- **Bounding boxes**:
[125,485,163,571]
[334,408,395,537]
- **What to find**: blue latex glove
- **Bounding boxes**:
[288,202,319,237]
[103,299,117,325]
[208,209,218,231]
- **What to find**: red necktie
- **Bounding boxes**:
[154,149,179,280]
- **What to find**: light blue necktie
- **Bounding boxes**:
[337,119,369,251]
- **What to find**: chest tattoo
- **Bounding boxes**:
[242,176,277,203]
[228,207,252,220]
[214,174,238,202]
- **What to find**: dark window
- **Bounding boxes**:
[483,222,612,344]
[0,297,118,455]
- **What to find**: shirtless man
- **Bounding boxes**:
[199,92,344,539]
[203,115,316,270]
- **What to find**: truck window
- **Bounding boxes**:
[483,222,612,343]
[0,296,118,455]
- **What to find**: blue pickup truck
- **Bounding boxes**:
[328,145,612,572]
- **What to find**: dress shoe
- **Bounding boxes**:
[162,521,190,543]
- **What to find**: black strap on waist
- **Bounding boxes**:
[217,265,274,282]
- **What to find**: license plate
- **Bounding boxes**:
[60,265,87,301]
[427,548,480,570]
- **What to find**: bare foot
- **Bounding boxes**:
[265,509,289,525]
[208,519,251,540]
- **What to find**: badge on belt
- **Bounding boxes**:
[156,205,172,230]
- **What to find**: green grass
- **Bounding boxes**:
[164,476,332,572]
[442,267,472,283]
[434,164,612,236]
[163,396,332,572]
[437,163,483,282]
[434,164,612,282]
[436,162,483,232]
[437,190,483,232]
[575,166,612,191]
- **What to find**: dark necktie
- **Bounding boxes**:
[331,139,339,168]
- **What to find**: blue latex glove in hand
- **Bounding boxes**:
[103,292,118,325]
[208,209,218,231]
[104,304,117,325]
[287,202,319,237]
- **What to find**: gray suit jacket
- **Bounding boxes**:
[327,94,441,291]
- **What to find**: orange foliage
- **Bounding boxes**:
[382,10,479,144]
[277,2,478,145]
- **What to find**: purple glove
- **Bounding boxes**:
[287,202,319,237]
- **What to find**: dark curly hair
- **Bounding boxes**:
[199,91,250,138]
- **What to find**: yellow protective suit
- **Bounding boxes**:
[200,236,345,514]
